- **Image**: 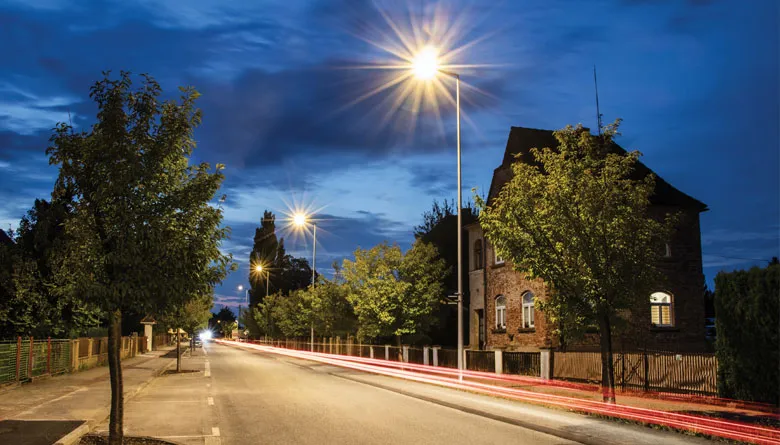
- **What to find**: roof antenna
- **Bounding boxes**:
[593,65,603,136]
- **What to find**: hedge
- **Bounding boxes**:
[714,263,779,405]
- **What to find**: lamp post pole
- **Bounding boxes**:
[310,223,317,352]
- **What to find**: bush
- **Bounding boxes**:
[714,263,779,404]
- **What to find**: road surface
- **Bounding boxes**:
[201,341,711,445]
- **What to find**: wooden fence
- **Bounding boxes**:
[553,350,718,395]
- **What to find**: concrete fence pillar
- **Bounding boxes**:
[463,348,468,371]
[423,346,430,366]
[70,340,79,372]
[494,349,503,375]
[402,345,409,363]
[432,346,440,367]
[540,348,553,380]
[384,345,390,361]
[369,346,374,359]
[87,338,94,361]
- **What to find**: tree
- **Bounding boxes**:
[307,276,356,338]
[162,293,212,371]
[475,121,674,403]
[342,240,447,345]
[715,263,779,404]
[211,306,237,335]
[247,210,278,336]
[47,72,232,444]
[414,199,475,346]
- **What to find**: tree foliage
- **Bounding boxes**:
[46,71,232,443]
[475,121,674,402]
[715,263,779,404]
[341,240,447,344]
[246,210,278,336]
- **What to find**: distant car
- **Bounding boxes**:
[194,338,203,348]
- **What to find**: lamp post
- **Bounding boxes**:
[255,264,269,298]
[294,213,316,351]
[411,46,464,378]
[237,285,249,330]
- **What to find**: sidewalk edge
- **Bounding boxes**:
[54,421,89,445]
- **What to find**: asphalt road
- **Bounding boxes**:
[205,342,712,445]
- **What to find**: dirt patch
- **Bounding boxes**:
[161,369,200,376]
[79,433,177,444]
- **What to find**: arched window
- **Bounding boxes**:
[495,295,506,330]
[650,292,674,327]
[474,239,483,270]
[522,291,535,329]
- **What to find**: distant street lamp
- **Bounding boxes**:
[411,46,465,378]
[255,264,270,298]
[294,212,317,351]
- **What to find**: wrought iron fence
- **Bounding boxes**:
[466,350,495,372]
[503,351,540,376]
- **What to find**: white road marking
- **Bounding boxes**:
[212,427,220,436]
[206,383,211,388]
[208,397,214,406]
[204,361,211,377]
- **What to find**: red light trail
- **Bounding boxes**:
[218,340,780,445]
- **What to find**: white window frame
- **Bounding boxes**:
[650,292,674,327]
[495,295,507,330]
[522,292,535,329]
[494,248,504,265]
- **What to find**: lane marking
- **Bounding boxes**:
[208,397,214,406]
[206,383,211,388]
[204,361,211,377]
[212,426,220,436]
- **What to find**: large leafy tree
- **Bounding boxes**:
[475,121,673,403]
[342,241,447,345]
[414,199,476,346]
[47,72,232,443]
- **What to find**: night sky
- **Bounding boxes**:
[1,0,777,313]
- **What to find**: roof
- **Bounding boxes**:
[487,127,708,212]
[140,315,157,325]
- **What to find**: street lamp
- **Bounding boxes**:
[294,212,317,351]
[411,46,465,378]
[237,284,249,330]
[255,264,269,298]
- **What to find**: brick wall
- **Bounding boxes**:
[472,207,707,353]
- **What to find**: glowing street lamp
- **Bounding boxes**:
[410,46,465,378]
[254,264,270,298]
[293,212,317,351]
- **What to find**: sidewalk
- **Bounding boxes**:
[0,346,177,444]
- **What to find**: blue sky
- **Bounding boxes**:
[0,0,777,312]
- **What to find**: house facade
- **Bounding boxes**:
[467,127,708,353]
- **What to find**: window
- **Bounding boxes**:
[473,239,483,270]
[650,292,674,327]
[522,291,535,329]
[495,295,506,330]
[494,249,504,265]
[664,243,672,258]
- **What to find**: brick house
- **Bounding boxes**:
[467,127,708,353]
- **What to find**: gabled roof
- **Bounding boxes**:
[487,126,708,212]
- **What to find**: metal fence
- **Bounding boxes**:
[437,348,459,368]
[503,351,541,376]
[0,338,72,385]
[553,350,718,396]
[466,350,495,372]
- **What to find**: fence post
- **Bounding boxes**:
[71,340,79,372]
[621,353,626,391]
[15,336,21,382]
[87,338,93,362]
[643,351,649,392]
[463,348,468,371]
[47,337,52,375]
[369,346,374,359]
[28,336,34,379]
[384,345,390,361]
[540,348,553,380]
[432,346,440,367]
[423,346,429,366]
[402,345,409,363]
[495,349,503,375]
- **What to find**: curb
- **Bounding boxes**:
[54,421,89,445]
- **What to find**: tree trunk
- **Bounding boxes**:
[176,330,181,372]
[598,312,616,404]
[108,309,123,445]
